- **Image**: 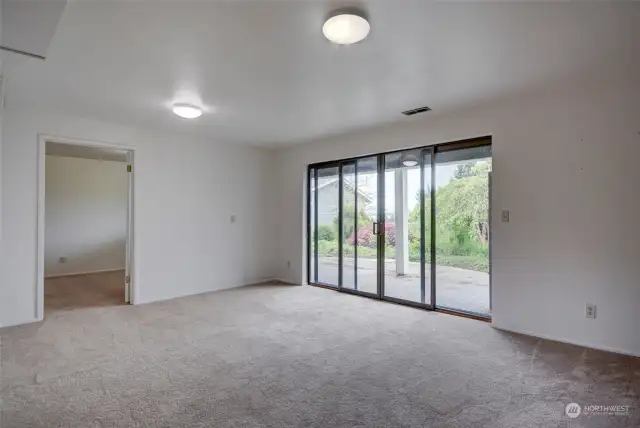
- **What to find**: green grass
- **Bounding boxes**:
[435,255,488,273]
[316,240,391,259]
[314,239,488,273]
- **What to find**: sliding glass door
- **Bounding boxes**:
[309,158,380,296]
[340,157,379,295]
[307,138,491,319]
[310,164,340,288]
[381,148,432,307]
[434,144,492,317]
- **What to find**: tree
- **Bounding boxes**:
[408,161,490,248]
[414,185,432,205]
[454,163,475,179]
[469,162,491,176]
[436,168,489,244]
[317,224,336,242]
[453,162,491,180]
[333,204,372,240]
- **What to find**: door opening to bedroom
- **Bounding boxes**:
[41,141,133,316]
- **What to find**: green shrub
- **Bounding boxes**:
[409,241,421,262]
[384,245,396,259]
[317,239,339,257]
[334,205,372,240]
[316,240,381,260]
[317,225,336,242]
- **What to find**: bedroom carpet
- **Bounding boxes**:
[44,270,126,314]
[1,283,638,427]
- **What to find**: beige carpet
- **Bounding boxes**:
[1,283,638,427]
[44,270,126,314]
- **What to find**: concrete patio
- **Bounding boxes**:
[315,257,490,316]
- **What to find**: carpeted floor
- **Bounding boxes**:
[1,283,638,427]
[44,270,126,314]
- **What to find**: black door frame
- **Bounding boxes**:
[342,157,381,299]
[377,146,435,311]
[306,136,492,319]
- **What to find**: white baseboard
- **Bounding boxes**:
[45,268,125,279]
[0,316,40,330]
[272,278,299,285]
[4,278,290,329]
[244,278,299,286]
[243,278,273,286]
[492,324,640,358]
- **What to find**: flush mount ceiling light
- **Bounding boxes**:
[323,11,370,45]
[172,103,202,119]
[402,154,419,167]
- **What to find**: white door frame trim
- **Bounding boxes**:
[36,134,138,320]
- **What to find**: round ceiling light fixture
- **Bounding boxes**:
[402,154,419,167]
[172,103,202,119]
[322,11,370,45]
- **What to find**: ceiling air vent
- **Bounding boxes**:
[402,106,432,116]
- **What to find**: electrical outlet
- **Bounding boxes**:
[501,210,510,223]
[230,215,236,223]
[586,303,596,319]
[287,261,291,269]
[58,256,67,264]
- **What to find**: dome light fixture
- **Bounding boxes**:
[402,154,419,167]
[322,11,370,45]
[172,103,202,119]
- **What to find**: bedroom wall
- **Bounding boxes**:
[44,155,128,277]
[0,0,4,264]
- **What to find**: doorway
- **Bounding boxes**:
[37,136,135,318]
[307,137,492,319]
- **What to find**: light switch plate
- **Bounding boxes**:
[501,210,510,223]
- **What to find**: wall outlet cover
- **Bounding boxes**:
[586,303,596,319]
[59,256,67,264]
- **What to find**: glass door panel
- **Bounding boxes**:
[423,149,433,306]
[315,165,340,287]
[341,163,357,290]
[381,149,426,304]
[309,168,317,284]
[353,157,379,295]
[434,145,492,316]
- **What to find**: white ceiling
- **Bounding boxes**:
[3,1,638,147]
[46,141,128,163]
[1,0,67,57]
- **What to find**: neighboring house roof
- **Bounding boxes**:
[313,178,373,203]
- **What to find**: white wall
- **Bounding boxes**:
[44,155,127,277]
[0,0,4,262]
[272,70,640,357]
[0,109,277,327]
